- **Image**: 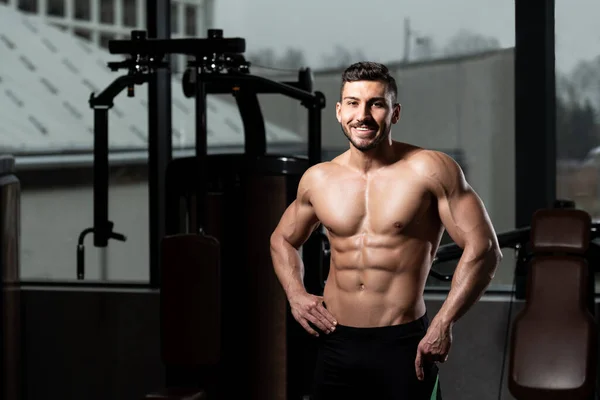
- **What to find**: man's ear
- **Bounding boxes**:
[336,102,342,123]
[392,103,402,124]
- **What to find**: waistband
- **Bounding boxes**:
[331,312,430,341]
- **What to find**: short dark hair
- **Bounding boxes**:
[340,62,398,103]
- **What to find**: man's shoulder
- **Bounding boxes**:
[303,153,348,179]
[296,160,344,203]
[299,159,343,187]
[405,148,459,172]
[400,147,465,189]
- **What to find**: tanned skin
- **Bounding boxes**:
[270,79,503,380]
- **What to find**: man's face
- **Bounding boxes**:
[336,80,401,152]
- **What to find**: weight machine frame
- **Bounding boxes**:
[76,29,326,286]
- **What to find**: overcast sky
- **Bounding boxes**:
[212,0,600,75]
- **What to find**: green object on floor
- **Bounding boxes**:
[430,375,439,400]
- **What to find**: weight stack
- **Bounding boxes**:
[164,154,322,400]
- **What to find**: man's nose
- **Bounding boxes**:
[356,104,372,120]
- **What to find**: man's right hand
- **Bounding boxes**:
[289,291,337,337]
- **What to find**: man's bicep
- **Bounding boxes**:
[430,153,498,254]
[438,187,497,252]
[272,164,324,248]
[272,198,320,249]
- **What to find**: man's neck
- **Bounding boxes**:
[348,140,396,174]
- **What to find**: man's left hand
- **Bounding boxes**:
[414,318,453,381]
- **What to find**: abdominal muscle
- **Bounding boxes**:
[322,234,432,328]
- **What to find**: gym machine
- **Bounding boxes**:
[0,155,21,400]
[73,25,598,400]
[431,202,599,400]
[76,29,327,400]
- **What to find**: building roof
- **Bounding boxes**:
[0,5,304,160]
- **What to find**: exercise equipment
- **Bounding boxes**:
[76,28,326,400]
[509,207,597,400]
[74,28,246,279]
[431,202,600,400]
[74,29,323,282]
[0,155,21,400]
[155,30,325,399]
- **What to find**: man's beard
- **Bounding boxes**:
[340,123,388,152]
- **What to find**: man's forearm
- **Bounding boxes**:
[435,246,502,327]
[270,233,307,298]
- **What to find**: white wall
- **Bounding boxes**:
[21,182,150,282]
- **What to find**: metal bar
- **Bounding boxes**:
[108,37,245,56]
[195,71,207,232]
[147,0,172,288]
[89,75,144,105]
[514,0,556,227]
[182,74,320,104]
[185,79,312,96]
[308,91,325,165]
[93,108,109,247]
[234,89,266,157]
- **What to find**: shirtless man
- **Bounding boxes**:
[270,62,502,399]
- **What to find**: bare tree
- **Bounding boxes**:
[442,29,501,57]
[247,47,307,70]
[278,47,307,69]
[321,45,368,69]
[569,55,600,113]
[247,48,277,68]
[556,56,600,160]
[412,36,436,61]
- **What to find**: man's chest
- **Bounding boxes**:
[310,175,434,236]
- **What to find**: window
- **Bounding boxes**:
[4,0,517,287]
[1,0,208,283]
[48,0,65,17]
[18,0,36,12]
[554,2,600,290]
[74,0,90,21]
[223,1,516,291]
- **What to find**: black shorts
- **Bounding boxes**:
[311,313,442,400]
